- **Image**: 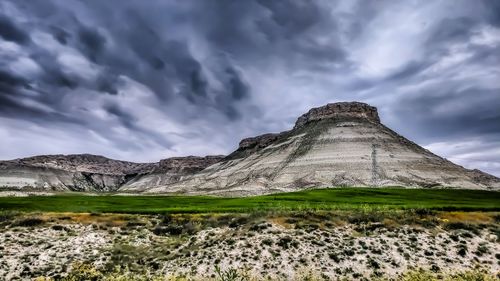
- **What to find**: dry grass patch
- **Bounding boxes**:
[439,212,496,224]
[268,217,294,229]
[37,212,148,228]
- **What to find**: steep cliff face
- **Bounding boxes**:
[0,154,224,192]
[146,102,500,195]
[293,102,380,128]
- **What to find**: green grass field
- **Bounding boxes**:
[0,188,498,214]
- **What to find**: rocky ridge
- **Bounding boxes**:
[0,155,224,192]
[119,156,225,192]
[1,154,156,175]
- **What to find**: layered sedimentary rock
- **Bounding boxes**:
[119,156,225,191]
[146,102,500,195]
[0,154,155,191]
[0,154,224,192]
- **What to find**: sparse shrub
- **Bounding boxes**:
[249,222,268,232]
[413,209,437,217]
[367,257,380,269]
[430,264,440,272]
[152,226,167,235]
[457,246,467,257]
[449,234,460,242]
[51,225,68,231]
[474,243,490,256]
[159,214,172,224]
[346,211,383,224]
[277,236,298,249]
[492,214,500,223]
[343,249,355,256]
[329,252,341,262]
[183,221,198,235]
[215,265,243,281]
[459,231,474,239]
[125,221,146,228]
[261,238,273,246]
[12,217,44,227]
[284,218,298,224]
[229,216,248,228]
[420,219,438,228]
[0,211,17,223]
[445,222,479,235]
[152,224,183,236]
[63,262,102,281]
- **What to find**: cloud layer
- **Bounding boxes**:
[0,0,499,176]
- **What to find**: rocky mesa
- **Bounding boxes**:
[145,102,500,195]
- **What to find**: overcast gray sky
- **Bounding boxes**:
[0,0,499,176]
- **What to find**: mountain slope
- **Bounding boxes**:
[0,154,155,192]
[0,154,223,192]
[120,156,225,192]
[145,102,500,195]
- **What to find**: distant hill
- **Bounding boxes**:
[0,154,223,192]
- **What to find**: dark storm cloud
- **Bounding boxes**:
[0,0,499,176]
[385,7,500,139]
[96,73,119,95]
[104,104,137,130]
[426,17,478,46]
[482,0,500,27]
[393,87,500,140]
[49,26,70,45]
[0,14,30,44]
[77,26,106,62]
[225,67,249,101]
[384,61,432,82]
[0,70,27,90]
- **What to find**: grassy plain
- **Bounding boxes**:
[0,188,498,214]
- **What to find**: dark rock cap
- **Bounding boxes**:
[294,102,380,128]
[237,102,380,151]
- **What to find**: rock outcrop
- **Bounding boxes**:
[294,102,380,128]
[4,154,156,175]
[145,102,500,195]
[0,154,224,192]
[119,156,225,191]
[157,156,225,173]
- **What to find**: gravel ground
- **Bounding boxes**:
[0,213,498,280]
